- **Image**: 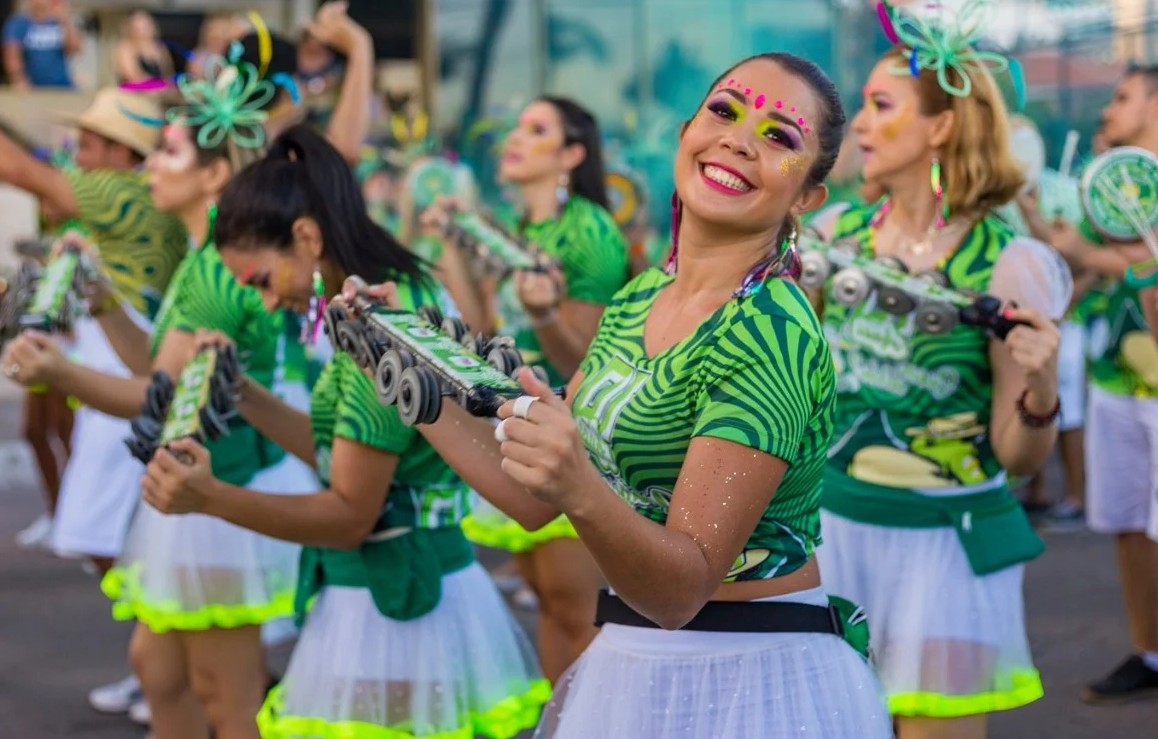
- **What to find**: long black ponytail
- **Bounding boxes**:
[214,124,427,286]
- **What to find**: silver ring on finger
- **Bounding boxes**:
[494,418,510,444]
[512,395,539,420]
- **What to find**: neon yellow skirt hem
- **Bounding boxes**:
[101,566,296,633]
[25,383,81,408]
[257,678,552,738]
[888,669,1044,717]
[461,513,577,554]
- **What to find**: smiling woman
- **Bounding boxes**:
[390,51,892,739]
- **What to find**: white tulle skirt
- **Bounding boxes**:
[817,511,1043,717]
[258,562,549,738]
[102,453,319,633]
[536,588,891,739]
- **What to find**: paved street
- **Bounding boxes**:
[0,383,1153,738]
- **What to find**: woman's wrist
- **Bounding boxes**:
[199,477,230,518]
[89,289,121,318]
[1017,386,1060,428]
[529,308,558,329]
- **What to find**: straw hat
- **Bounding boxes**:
[59,88,165,158]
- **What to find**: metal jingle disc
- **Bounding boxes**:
[831,267,872,307]
[798,250,831,289]
[877,287,916,315]
[915,301,959,335]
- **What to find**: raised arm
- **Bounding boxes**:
[0,128,78,218]
[307,1,374,163]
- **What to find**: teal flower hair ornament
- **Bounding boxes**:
[877,0,1026,110]
[168,41,298,150]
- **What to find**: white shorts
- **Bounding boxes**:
[52,313,150,559]
[53,407,142,558]
[1085,386,1158,540]
[1056,320,1086,432]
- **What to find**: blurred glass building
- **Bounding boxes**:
[428,0,1155,222]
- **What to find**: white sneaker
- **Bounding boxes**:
[15,514,54,551]
[129,697,152,726]
[88,674,141,714]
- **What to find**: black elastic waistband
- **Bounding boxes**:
[595,590,844,636]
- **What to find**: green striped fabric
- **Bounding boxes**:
[310,273,471,530]
[822,204,1015,492]
[571,268,835,581]
[66,169,187,319]
[494,196,630,385]
[148,242,283,485]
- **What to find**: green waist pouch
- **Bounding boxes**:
[295,525,475,624]
[823,467,1044,576]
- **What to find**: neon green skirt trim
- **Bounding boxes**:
[101,565,296,633]
[461,513,577,554]
[25,383,81,409]
[257,678,551,738]
[888,669,1044,717]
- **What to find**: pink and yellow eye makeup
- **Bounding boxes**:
[516,113,550,136]
[706,86,807,150]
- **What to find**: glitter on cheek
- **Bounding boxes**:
[779,156,806,177]
[882,101,912,140]
[271,260,299,296]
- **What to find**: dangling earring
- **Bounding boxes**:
[665,191,682,275]
[782,222,802,281]
[302,268,326,345]
[556,173,571,211]
[782,222,799,253]
[930,157,947,229]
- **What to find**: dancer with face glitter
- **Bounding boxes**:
[809,4,1071,738]
[420,96,630,682]
[349,51,892,738]
[138,124,548,739]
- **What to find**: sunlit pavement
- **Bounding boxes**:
[0,386,1151,738]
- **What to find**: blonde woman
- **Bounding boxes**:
[810,5,1070,737]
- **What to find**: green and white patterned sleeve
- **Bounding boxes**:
[692,314,826,464]
[332,352,417,454]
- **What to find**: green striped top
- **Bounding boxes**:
[571,268,836,581]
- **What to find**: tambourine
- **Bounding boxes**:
[1080,147,1158,242]
[605,168,645,228]
[1081,146,1158,288]
[406,157,459,212]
